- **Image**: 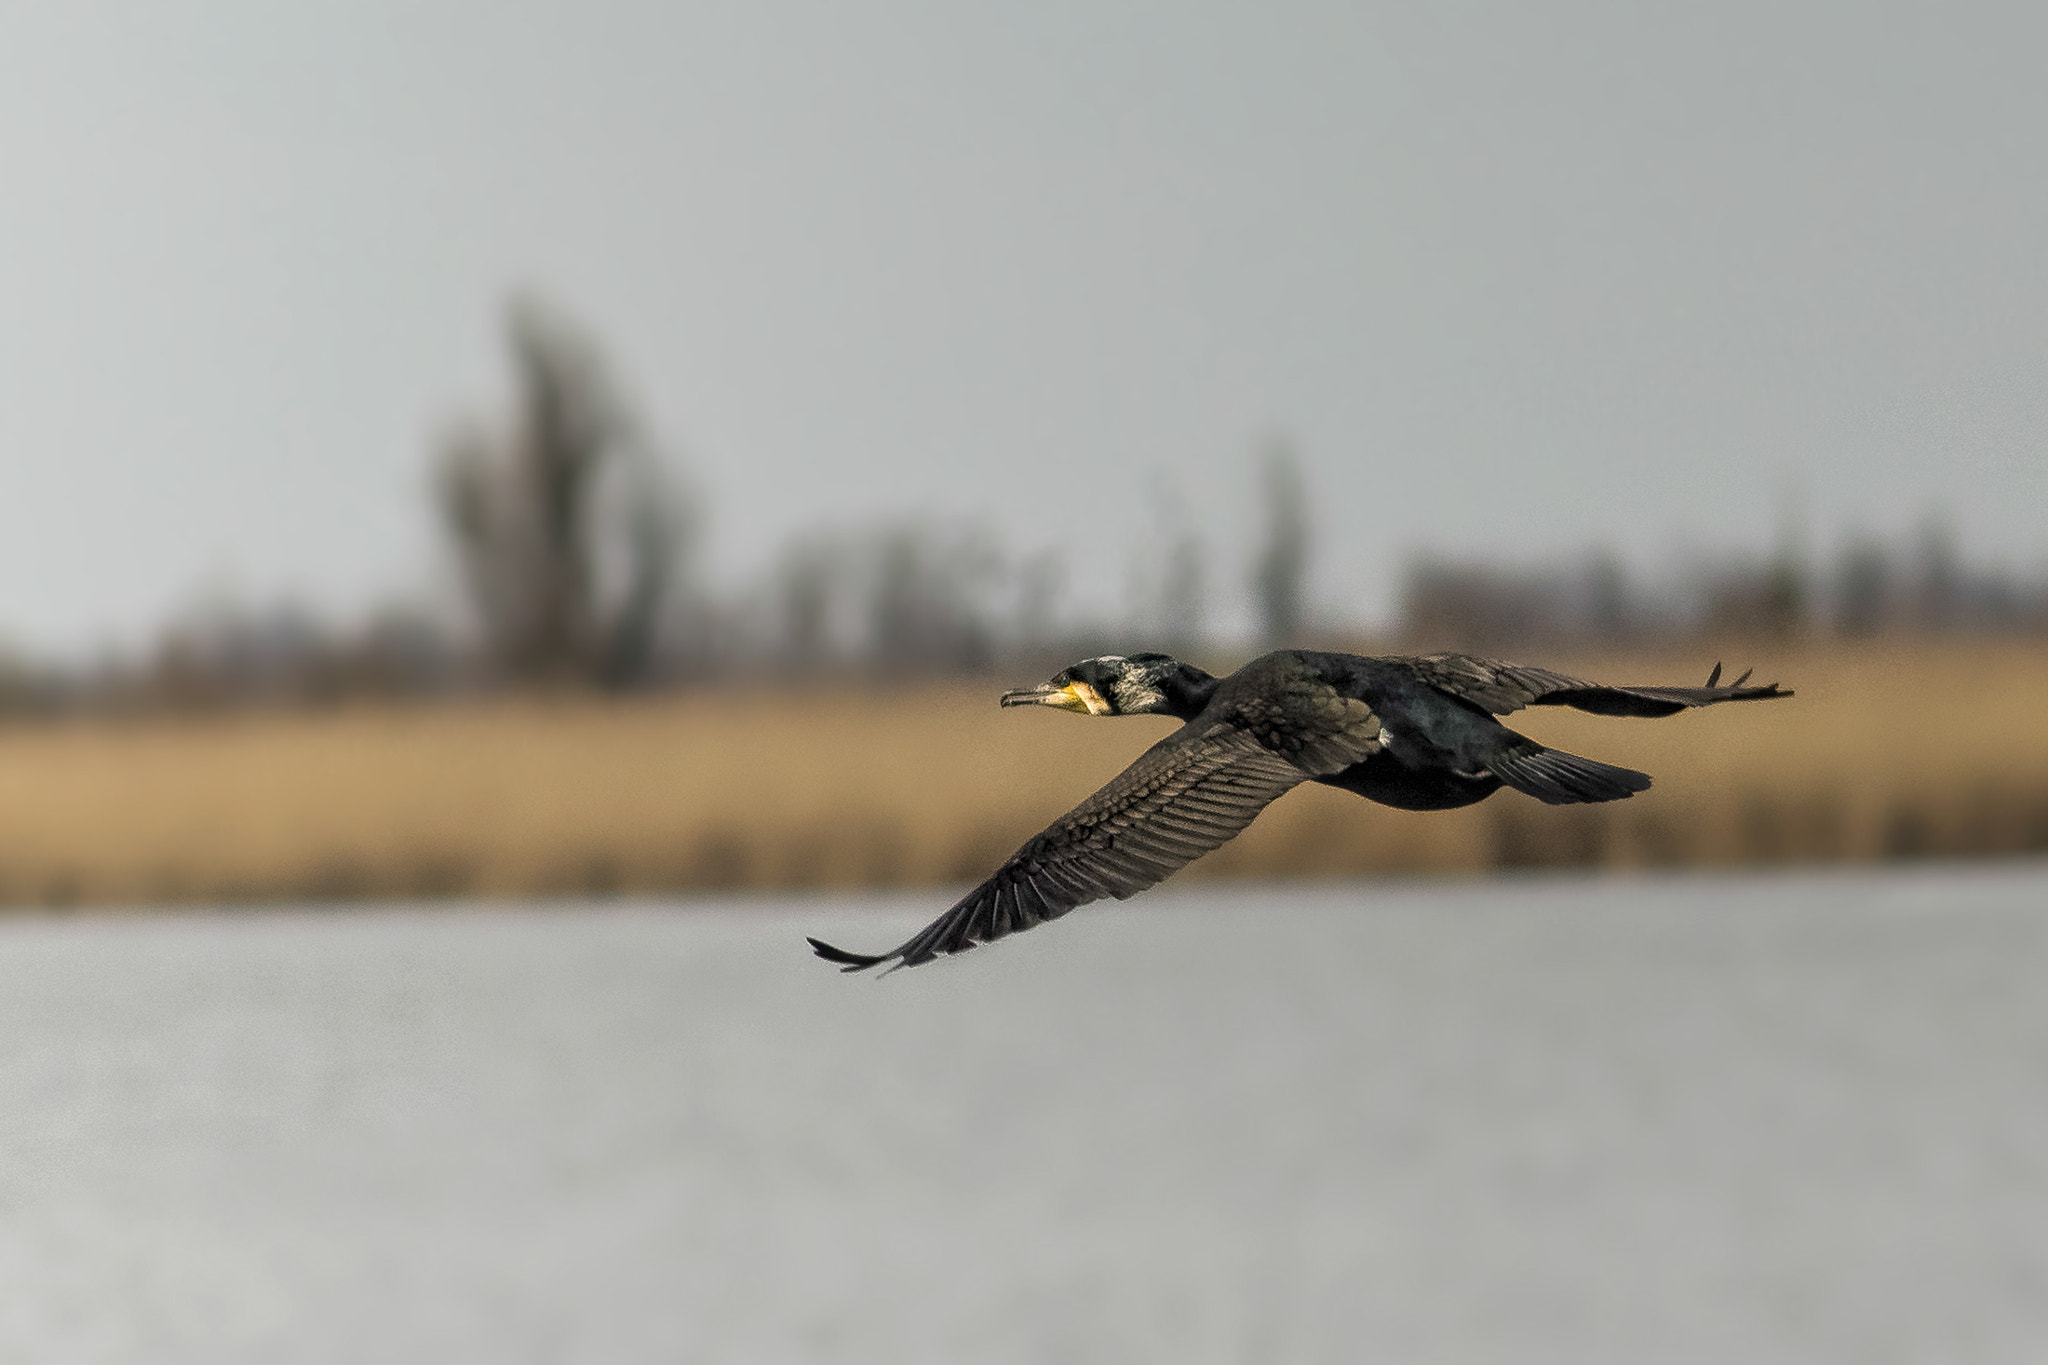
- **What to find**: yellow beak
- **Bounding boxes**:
[998,680,1111,715]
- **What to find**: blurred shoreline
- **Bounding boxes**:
[0,639,2040,913]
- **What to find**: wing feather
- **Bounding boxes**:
[1411,653,1791,718]
[810,726,1309,973]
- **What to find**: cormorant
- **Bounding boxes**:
[809,649,1789,973]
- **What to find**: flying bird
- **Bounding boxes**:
[809,649,1789,973]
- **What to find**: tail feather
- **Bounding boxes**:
[1487,743,1651,805]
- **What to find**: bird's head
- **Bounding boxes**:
[999,653,1216,719]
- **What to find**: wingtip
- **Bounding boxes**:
[1733,673,1791,701]
[806,936,890,974]
[1713,662,1792,703]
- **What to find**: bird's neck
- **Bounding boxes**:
[1155,664,1220,720]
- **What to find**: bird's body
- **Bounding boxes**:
[810,649,1789,973]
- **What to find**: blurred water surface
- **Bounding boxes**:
[0,867,2043,1363]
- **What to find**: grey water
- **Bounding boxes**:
[0,866,2044,1364]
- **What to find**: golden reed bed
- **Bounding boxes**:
[0,641,2042,909]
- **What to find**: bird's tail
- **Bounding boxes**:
[1486,736,1651,805]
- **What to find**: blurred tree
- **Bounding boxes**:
[1700,562,1810,641]
[775,536,839,673]
[437,299,697,688]
[1912,511,1962,632]
[1756,554,1809,639]
[1398,552,1655,649]
[1400,556,1558,649]
[1832,534,1892,637]
[1130,476,1205,652]
[1761,478,1812,640]
[1011,550,1064,655]
[1583,554,1633,640]
[0,645,63,718]
[867,523,1000,673]
[1252,440,1310,646]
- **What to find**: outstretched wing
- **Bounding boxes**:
[808,726,1305,973]
[1409,655,1791,718]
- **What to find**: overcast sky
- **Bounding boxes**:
[2,2,2043,654]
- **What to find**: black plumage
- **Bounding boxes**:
[809,649,1789,973]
